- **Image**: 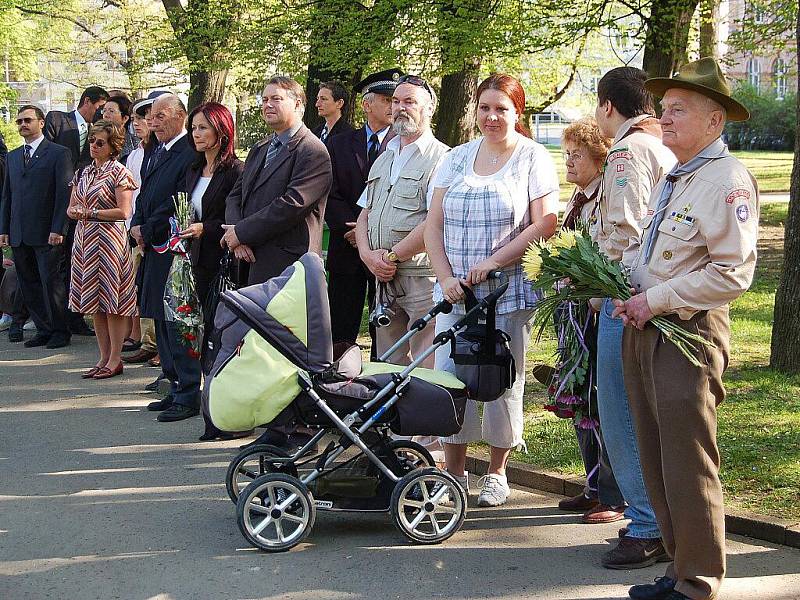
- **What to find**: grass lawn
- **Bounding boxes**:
[545,146,794,200]
[513,202,800,519]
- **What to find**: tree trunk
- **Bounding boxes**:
[642,0,700,77]
[434,58,481,146]
[698,0,719,58]
[769,8,800,373]
[188,68,228,111]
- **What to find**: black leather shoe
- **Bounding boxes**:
[147,396,174,411]
[629,577,677,600]
[24,333,51,348]
[239,429,290,450]
[46,333,71,349]
[8,324,23,343]
[144,375,166,392]
[157,404,200,422]
[662,592,689,600]
[70,321,96,336]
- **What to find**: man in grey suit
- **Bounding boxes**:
[224,76,331,452]
[0,105,73,348]
[223,76,332,285]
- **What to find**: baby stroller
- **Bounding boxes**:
[203,253,509,552]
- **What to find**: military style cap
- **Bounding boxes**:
[132,90,171,117]
[355,69,404,96]
[645,57,750,122]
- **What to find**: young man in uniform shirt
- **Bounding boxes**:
[615,57,759,600]
[591,67,677,568]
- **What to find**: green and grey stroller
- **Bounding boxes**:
[203,252,508,552]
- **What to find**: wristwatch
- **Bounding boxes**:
[386,251,399,263]
[92,207,99,220]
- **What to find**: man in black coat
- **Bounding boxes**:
[44,85,109,336]
[0,105,73,348]
[325,69,399,349]
[130,94,199,423]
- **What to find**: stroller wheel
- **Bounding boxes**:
[390,467,466,544]
[225,444,296,504]
[237,473,316,552]
[387,440,435,474]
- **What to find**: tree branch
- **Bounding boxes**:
[528,33,589,113]
[13,5,98,38]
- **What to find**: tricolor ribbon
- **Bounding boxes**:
[153,216,189,256]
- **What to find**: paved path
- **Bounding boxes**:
[1,336,799,600]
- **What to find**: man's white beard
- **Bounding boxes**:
[392,114,420,136]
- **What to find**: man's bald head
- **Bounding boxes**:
[151,93,186,143]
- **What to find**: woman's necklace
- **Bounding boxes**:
[486,141,514,165]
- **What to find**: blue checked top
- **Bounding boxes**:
[432,135,559,314]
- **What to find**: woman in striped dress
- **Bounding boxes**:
[67,120,138,379]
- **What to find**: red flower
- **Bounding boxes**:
[183,332,196,341]
[544,404,558,413]
[187,348,200,359]
[547,385,556,395]
[177,304,192,314]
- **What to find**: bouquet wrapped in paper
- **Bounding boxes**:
[523,229,713,368]
[154,192,203,359]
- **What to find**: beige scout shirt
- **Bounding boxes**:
[595,115,677,264]
[623,153,759,320]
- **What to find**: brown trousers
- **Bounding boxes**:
[622,306,730,600]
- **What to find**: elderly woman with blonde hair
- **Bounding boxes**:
[550,117,629,524]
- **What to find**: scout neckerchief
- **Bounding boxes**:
[640,137,729,264]
[563,184,599,230]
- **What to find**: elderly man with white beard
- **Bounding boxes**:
[354,74,449,367]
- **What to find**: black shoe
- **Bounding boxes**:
[629,577,677,600]
[147,396,174,411]
[198,428,254,442]
[144,375,166,392]
[8,324,23,343]
[157,404,200,422]
[46,333,71,349]
[70,321,96,336]
[24,333,51,348]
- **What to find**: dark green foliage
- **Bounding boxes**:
[725,84,797,151]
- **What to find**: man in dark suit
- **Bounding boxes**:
[44,85,109,337]
[44,86,109,171]
[130,94,199,423]
[223,76,332,285]
[312,81,354,144]
[0,105,73,348]
[325,69,400,349]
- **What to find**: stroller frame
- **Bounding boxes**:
[225,271,509,552]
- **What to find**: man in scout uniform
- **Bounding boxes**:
[592,66,676,568]
[614,57,759,600]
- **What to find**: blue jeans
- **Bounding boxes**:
[596,298,660,539]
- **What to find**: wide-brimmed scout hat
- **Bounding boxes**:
[645,57,750,122]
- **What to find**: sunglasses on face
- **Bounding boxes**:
[397,74,434,99]
[88,137,107,148]
[15,117,38,125]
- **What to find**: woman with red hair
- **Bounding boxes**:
[180,102,245,440]
[425,73,560,507]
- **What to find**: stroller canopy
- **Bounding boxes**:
[205,253,334,431]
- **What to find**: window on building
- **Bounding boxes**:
[773,58,787,99]
[747,58,761,90]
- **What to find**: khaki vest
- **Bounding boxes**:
[365,137,449,276]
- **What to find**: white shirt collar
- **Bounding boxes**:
[580,175,602,198]
[386,128,435,155]
[163,130,187,151]
[74,109,87,129]
[25,135,45,155]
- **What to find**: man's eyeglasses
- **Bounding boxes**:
[15,117,38,125]
[397,74,435,99]
[88,137,107,148]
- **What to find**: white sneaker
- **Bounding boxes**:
[23,320,35,331]
[476,473,510,507]
[0,314,12,331]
